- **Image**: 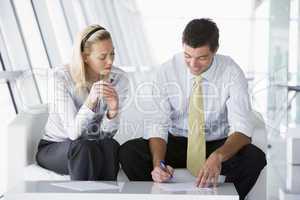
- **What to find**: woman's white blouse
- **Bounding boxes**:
[43,66,129,142]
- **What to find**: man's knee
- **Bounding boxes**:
[119,138,149,165]
[119,139,139,162]
[240,144,267,171]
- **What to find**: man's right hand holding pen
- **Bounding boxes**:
[151,160,174,183]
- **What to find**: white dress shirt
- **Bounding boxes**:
[145,53,254,142]
[43,66,129,142]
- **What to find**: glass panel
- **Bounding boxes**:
[250,1,269,117]
[31,0,63,67]
[0,0,42,107]
[289,0,300,125]
[13,0,51,103]
[13,0,50,69]
[136,0,253,71]
[44,0,73,64]
[267,1,291,199]
[268,0,290,134]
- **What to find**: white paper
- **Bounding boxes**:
[167,174,225,184]
[51,181,123,191]
[158,182,213,192]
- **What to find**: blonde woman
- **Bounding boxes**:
[36,25,129,180]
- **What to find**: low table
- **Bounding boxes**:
[5,181,238,200]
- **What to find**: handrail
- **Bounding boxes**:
[0,70,24,82]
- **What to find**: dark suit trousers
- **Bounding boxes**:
[119,134,266,200]
[36,137,120,181]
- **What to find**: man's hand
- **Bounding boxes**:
[196,152,223,188]
[151,165,174,183]
[149,138,169,182]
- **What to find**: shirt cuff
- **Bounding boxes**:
[78,104,97,122]
[228,122,254,138]
[101,111,120,132]
[143,123,169,143]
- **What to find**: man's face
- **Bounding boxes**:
[183,44,216,76]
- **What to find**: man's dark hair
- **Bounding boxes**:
[182,18,219,52]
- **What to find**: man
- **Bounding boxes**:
[119,18,266,200]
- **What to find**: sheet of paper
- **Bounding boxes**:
[165,174,225,184]
[51,181,123,191]
[158,182,213,192]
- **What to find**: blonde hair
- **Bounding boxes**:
[69,24,112,98]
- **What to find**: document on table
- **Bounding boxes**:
[158,182,214,192]
[51,181,124,191]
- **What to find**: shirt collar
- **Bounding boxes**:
[187,55,216,81]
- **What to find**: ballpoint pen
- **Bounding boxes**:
[160,160,173,179]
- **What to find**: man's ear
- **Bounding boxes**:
[213,46,219,54]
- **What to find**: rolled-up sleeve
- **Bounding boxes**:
[143,70,171,142]
[226,66,254,138]
[101,110,120,133]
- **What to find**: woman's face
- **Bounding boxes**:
[84,39,115,78]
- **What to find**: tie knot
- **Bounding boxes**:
[194,75,202,85]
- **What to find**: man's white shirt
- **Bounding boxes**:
[144,53,254,142]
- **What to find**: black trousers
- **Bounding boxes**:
[119,134,266,200]
[36,138,120,180]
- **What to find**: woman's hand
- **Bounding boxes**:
[85,81,103,109]
[85,81,119,118]
[102,82,119,119]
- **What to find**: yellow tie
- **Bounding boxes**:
[187,75,206,177]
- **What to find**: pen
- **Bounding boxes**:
[160,160,173,179]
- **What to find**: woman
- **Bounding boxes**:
[36,25,129,180]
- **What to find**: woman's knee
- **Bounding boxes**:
[68,139,100,159]
[36,149,44,167]
[101,138,120,149]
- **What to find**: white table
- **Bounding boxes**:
[5,181,238,200]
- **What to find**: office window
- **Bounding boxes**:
[136,0,253,72]
[288,0,300,124]
[250,1,269,115]
[31,0,63,67]
[13,0,50,69]
[13,0,53,102]
[44,0,73,65]
[0,0,42,107]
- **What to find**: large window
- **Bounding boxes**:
[136,0,254,72]
[288,0,300,124]
[135,0,272,121]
